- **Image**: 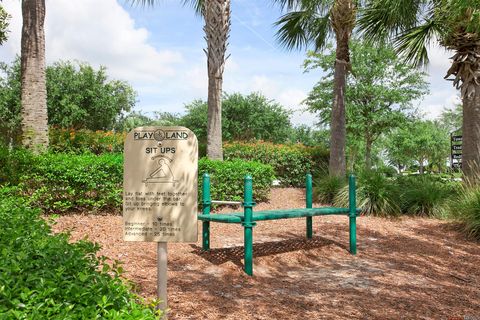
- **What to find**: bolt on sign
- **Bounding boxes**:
[123,127,198,242]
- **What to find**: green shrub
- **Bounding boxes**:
[335,171,400,216]
[1,147,274,213]
[0,192,158,319]
[313,174,347,204]
[0,146,36,185]
[199,158,275,202]
[20,152,123,213]
[397,175,459,216]
[446,184,480,240]
[223,141,329,187]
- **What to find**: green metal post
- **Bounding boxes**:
[242,175,256,276]
[306,173,313,239]
[202,173,211,251]
[348,174,357,255]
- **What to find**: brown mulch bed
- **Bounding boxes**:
[52,188,480,319]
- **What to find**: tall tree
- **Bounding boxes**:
[21,0,48,152]
[303,40,429,170]
[129,0,229,160]
[203,0,230,160]
[0,3,10,45]
[359,0,480,181]
[274,0,357,177]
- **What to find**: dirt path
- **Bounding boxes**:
[53,188,480,319]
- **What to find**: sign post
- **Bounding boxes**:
[123,126,198,315]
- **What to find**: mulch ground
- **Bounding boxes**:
[52,188,480,320]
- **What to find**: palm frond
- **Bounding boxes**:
[274,10,330,52]
[394,20,441,67]
[272,0,333,12]
[358,0,425,41]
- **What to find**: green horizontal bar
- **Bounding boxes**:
[198,207,361,223]
[198,213,243,223]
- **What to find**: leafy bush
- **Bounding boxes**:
[335,171,400,216]
[49,128,125,154]
[397,175,459,216]
[313,174,347,204]
[199,158,275,202]
[223,141,329,187]
[0,192,158,319]
[1,147,274,213]
[19,152,123,213]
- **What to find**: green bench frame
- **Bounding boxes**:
[198,173,360,276]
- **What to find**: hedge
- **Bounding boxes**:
[199,158,275,202]
[223,141,329,187]
[0,189,159,319]
[1,147,274,213]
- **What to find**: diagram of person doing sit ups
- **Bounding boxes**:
[143,155,177,184]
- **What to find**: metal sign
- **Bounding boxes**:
[452,162,462,168]
[452,154,462,160]
[451,135,463,142]
[451,145,462,151]
[123,126,198,242]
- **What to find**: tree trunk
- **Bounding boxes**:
[203,0,230,161]
[21,0,48,153]
[419,159,424,174]
[365,136,372,171]
[206,75,223,160]
[328,33,349,177]
[328,0,355,177]
[462,87,480,182]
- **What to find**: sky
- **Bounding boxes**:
[1,0,460,126]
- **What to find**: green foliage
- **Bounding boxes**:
[49,128,125,154]
[439,103,462,132]
[335,171,401,217]
[199,158,275,202]
[0,60,21,145]
[313,174,347,204]
[447,183,480,240]
[304,40,429,169]
[397,175,459,216]
[386,120,450,173]
[0,147,123,213]
[223,141,329,187]
[0,4,9,45]
[289,125,330,147]
[0,193,159,319]
[1,146,274,213]
[0,59,136,144]
[115,92,294,144]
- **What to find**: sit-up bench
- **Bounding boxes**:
[197,173,360,276]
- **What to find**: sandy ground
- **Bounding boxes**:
[52,188,480,320]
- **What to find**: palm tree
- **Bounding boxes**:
[21,0,48,152]
[274,0,357,177]
[358,0,480,182]
[130,0,229,160]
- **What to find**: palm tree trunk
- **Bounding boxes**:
[204,0,230,161]
[329,0,355,177]
[21,0,48,153]
[462,87,480,182]
[328,33,349,176]
[207,75,223,160]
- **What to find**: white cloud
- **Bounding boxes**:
[1,0,183,84]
